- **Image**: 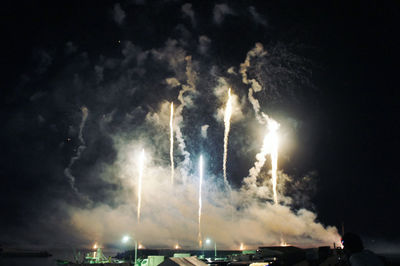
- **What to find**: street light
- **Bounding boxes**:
[122,236,130,243]
[205,238,217,258]
[121,235,137,265]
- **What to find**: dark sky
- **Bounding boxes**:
[1,0,399,250]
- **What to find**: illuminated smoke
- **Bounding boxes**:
[170,102,174,185]
[223,88,233,183]
[239,42,281,203]
[174,56,197,180]
[239,43,266,85]
[198,155,203,247]
[63,43,341,250]
[248,88,264,124]
[64,106,88,193]
[244,115,280,204]
[280,235,289,246]
[137,149,145,223]
[240,43,267,123]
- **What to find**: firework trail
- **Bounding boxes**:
[223,88,233,183]
[64,106,88,193]
[137,149,145,223]
[198,155,203,247]
[267,119,280,204]
[244,115,280,204]
[170,102,174,185]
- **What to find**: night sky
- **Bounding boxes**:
[1,0,399,251]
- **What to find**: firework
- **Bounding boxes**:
[170,102,174,184]
[223,88,233,183]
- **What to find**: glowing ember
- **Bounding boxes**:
[137,149,145,223]
[170,102,174,185]
[223,88,233,183]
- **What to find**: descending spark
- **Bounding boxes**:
[267,119,280,204]
[170,102,174,185]
[223,88,233,183]
[137,149,145,223]
[198,155,203,248]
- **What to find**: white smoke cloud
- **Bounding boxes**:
[214,77,244,123]
[68,138,340,249]
[113,3,126,25]
[213,4,235,25]
[248,6,267,27]
[165,77,181,88]
[64,107,89,194]
[33,49,52,75]
[94,65,104,83]
[240,43,268,123]
[65,41,78,55]
[227,66,237,75]
[201,125,209,138]
[181,3,196,27]
[152,39,187,80]
[240,42,267,86]
[198,35,211,55]
[145,101,172,128]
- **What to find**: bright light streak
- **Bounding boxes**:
[267,119,279,204]
[249,117,280,204]
[175,244,180,249]
[205,238,211,244]
[93,243,97,249]
[239,243,245,250]
[198,155,203,248]
[137,149,145,223]
[170,102,174,185]
[223,88,233,183]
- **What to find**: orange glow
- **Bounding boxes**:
[280,240,289,246]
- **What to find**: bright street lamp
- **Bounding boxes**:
[121,235,137,265]
[205,238,217,258]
